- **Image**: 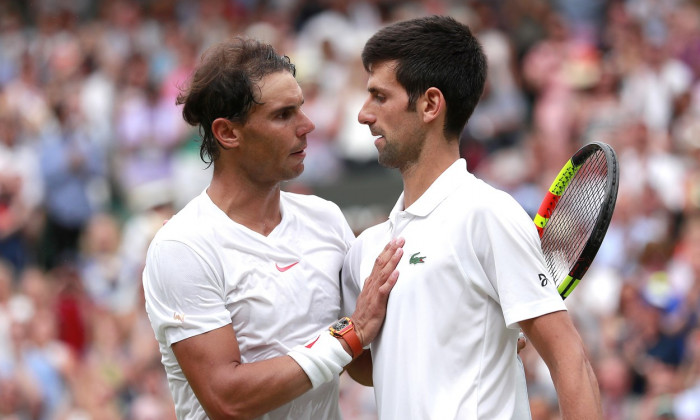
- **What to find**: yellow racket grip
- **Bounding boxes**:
[558,275,580,299]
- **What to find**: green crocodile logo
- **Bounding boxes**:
[409,252,426,265]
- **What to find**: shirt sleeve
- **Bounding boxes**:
[143,239,232,346]
[470,195,567,329]
[334,203,356,253]
[340,239,363,318]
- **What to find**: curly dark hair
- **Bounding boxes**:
[176,37,296,165]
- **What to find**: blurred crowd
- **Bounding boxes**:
[1,0,700,419]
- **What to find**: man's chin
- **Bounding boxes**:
[287,164,305,180]
[377,155,399,169]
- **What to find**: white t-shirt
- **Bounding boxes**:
[143,189,355,420]
[341,159,566,419]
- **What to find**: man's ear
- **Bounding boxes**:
[212,118,240,150]
[420,87,444,124]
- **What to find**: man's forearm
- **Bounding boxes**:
[551,356,602,420]
[520,311,602,420]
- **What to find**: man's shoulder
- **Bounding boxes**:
[431,174,532,237]
[457,174,525,215]
[282,190,336,208]
[153,194,212,243]
[351,220,390,254]
[281,191,345,220]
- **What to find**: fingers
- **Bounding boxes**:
[367,238,404,286]
[381,244,403,281]
[365,252,402,298]
[351,238,404,346]
[378,269,399,294]
[517,331,527,354]
[377,258,401,295]
[375,238,403,267]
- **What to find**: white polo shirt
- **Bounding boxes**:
[144,189,355,420]
[342,159,566,419]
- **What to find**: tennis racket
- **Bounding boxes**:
[534,141,619,299]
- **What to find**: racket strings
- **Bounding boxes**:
[541,151,608,285]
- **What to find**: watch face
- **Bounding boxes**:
[332,317,351,332]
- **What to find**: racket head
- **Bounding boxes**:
[535,142,619,299]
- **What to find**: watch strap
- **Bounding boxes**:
[330,317,364,358]
[339,327,363,358]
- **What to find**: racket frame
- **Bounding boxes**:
[534,142,619,299]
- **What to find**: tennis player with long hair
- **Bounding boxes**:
[341,15,602,419]
[142,37,404,420]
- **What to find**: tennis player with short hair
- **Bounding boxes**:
[142,37,404,420]
[341,16,602,419]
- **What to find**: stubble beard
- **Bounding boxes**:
[377,141,399,168]
[377,136,423,170]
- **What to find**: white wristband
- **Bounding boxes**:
[288,331,352,389]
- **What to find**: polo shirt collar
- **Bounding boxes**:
[389,158,467,218]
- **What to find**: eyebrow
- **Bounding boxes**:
[267,98,305,116]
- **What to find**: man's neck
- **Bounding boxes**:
[206,171,282,236]
[401,144,460,209]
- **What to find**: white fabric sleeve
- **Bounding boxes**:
[340,240,364,319]
[287,331,352,389]
[143,239,231,346]
[333,202,356,253]
[470,196,567,328]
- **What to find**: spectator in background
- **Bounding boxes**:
[522,11,586,171]
[113,53,186,214]
[464,2,528,160]
[674,326,700,420]
[77,213,123,312]
[117,185,176,318]
[0,57,48,273]
[668,2,700,81]
[597,354,640,420]
[0,114,34,273]
[571,57,627,147]
[0,259,29,369]
[78,52,118,150]
[21,306,75,420]
[38,96,106,270]
[620,37,693,134]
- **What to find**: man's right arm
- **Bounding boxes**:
[172,325,313,420]
[340,238,406,387]
[152,239,404,419]
[520,311,602,420]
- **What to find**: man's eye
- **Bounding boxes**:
[277,110,292,119]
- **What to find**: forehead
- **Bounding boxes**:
[367,61,401,89]
[255,71,302,107]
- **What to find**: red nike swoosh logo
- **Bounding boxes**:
[275,262,299,272]
[305,335,320,348]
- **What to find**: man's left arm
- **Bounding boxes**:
[519,311,602,420]
[345,350,373,386]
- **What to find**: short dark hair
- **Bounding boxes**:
[176,37,296,165]
[362,15,487,138]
